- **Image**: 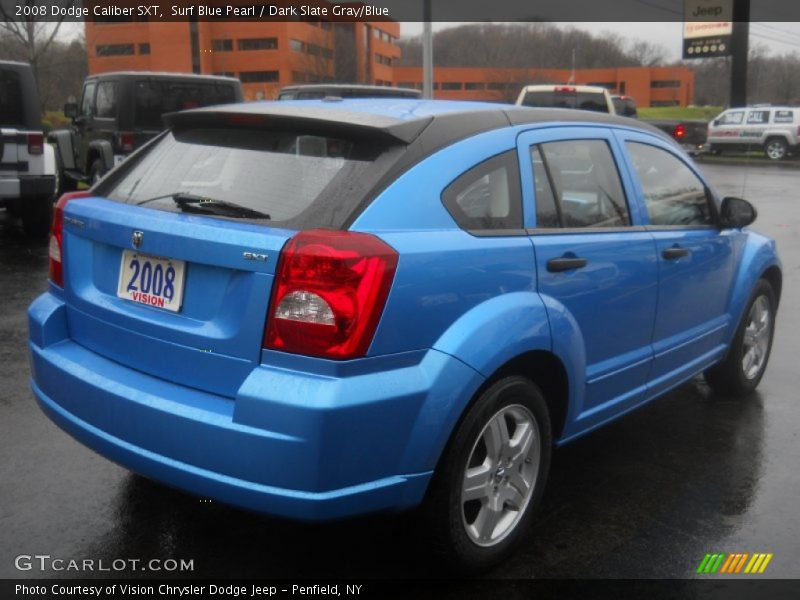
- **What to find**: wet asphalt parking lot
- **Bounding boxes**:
[1,162,799,581]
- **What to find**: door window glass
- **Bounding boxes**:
[538,140,630,228]
[81,82,96,118]
[626,142,713,227]
[95,81,117,119]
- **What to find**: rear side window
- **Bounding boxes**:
[134,81,237,129]
[534,140,629,228]
[774,110,794,123]
[522,90,609,113]
[626,142,713,227]
[442,150,522,232]
[0,69,24,127]
[101,127,397,229]
[747,110,769,124]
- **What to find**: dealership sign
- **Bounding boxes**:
[683,0,733,59]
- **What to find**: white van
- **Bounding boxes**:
[707,105,799,160]
[516,84,616,114]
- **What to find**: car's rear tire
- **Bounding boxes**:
[705,279,776,396]
[89,158,107,186]
[21,198,53,238]
[424,376,552,572]
[764,137,788,161]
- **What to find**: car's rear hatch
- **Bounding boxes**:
[59,106,423,398]
[1,65,41,179]
[62,199,289,398]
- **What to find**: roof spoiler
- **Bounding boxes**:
[163,106,433,145]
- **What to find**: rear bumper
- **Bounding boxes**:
[28,292,483,520]
[0,174,55,200]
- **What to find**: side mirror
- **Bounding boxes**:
[64,102,78,119]
[720,196,757,229]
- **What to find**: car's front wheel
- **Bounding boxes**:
[425,376,551,572]
[705,279,776,396]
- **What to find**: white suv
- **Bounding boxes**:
[1,61,57,235]
[516,84,616,114]
[708,105,799,160]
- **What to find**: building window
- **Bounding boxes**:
[237,38,278,51]
[651,80,681,88]
[96,44,134,57]
[441,82,463,90]
[465,82,485,90]
[488,82,508,90]
[211,39,233,52]
[374,28,381,39]
[239,71,279,83]
[587,81,615,89]
[138,43,150,55]
[374,53,392,66]
[290,39,304,52]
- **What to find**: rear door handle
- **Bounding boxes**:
[662,246,690,260]
[547,256,588,272]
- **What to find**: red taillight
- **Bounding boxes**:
[27,132,44,155]
[118,132,134,152]
[555,86,577,93]
[674,124,686,139]
[264,229,399,360]
[49,192,92,287]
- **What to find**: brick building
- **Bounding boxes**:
[86,20,694,106]
[85,19,400,101]
[393,66,694,107]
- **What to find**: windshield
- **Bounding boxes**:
[0,69,25,128]
[101,127,396,228]
[522,90,609,113]
[134,81,238,129]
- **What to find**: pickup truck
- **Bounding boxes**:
[643,119,708,155]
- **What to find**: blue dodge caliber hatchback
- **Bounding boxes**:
[29,100,781,569]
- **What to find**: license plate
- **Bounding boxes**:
[116,251,186,312]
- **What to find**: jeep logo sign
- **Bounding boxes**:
[683,0,733,59]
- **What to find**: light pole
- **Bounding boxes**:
[422,0,433,99]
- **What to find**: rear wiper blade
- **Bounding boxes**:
[135,192,270,219]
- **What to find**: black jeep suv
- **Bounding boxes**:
[50,72,243,190]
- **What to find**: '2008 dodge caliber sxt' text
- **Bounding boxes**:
[28,99,781,570]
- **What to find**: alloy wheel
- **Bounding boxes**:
[460,404,541,547]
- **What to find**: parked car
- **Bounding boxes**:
[0,60,57,235]
[29,100,781,571]
[277,83,421,101]
[707,105,799,160]
[516,84,616,114]
[611,94,638,117]
[645,119,708,156]
[49,72,243,190]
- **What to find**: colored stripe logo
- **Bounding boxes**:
[697,552,773,574]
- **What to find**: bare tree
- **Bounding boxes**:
[0,0,75,111]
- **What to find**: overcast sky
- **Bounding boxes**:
[400,21,800,60]
[53,20,800,61]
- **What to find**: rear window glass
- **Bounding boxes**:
[101,127,395,229]
[134,81,237,129]
[521,90,609,113]
[0,69,25,128]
